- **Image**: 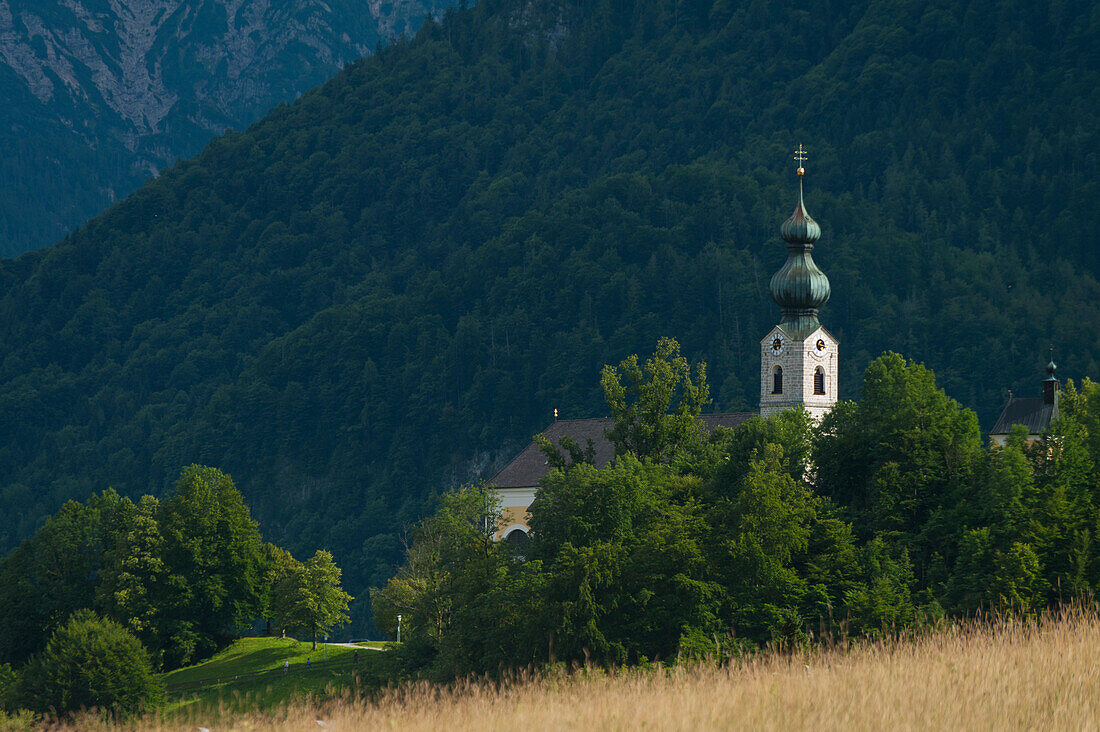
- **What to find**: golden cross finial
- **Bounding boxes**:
[793,144,808,177]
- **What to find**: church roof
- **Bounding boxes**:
[772,322,839,346]
[489,413,755,489]
[989,397,1056,436]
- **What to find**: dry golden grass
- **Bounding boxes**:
[65,610,1100,731]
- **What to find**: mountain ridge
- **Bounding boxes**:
[0,0,451,256]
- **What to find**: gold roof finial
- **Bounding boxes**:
[553,408,559,420]
[793,144,808,177]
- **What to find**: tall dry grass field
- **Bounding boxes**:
[69,611,1100,731]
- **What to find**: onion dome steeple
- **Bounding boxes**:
[1044,346,1060,405]
[769,145,831,340]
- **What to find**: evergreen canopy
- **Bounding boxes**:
[0,0,1097,636]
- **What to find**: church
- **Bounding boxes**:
[488,148,1064,543]
[490,147,840,543]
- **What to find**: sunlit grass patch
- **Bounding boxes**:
[164,636,356,685]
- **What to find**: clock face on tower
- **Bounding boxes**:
[816,338,827,351]
[771,335,784,355]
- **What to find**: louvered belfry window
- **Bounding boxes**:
[773,366,783,394]
[814,368,825,395]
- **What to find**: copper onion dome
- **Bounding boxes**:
[769,147,830,339]
[778,181,821,244]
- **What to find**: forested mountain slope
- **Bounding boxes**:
[1,0,1098,634]
[0,0,450,257]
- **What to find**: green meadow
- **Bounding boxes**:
[162,637,396,716]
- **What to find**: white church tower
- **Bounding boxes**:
[760,146,838,422]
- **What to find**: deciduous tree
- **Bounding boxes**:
[0,490,131,665]
[372,484,501,650]
[601,336,710,463]
[157,465,266,666]
[814,353,983,574]
[95,495,167,660]
[273,550,352,650]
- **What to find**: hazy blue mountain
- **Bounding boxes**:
[0,0,452,256]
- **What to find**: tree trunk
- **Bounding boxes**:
[312,630,317,651]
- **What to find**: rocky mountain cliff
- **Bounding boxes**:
[0,0,450,256]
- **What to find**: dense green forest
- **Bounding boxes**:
[374,345,1100,677]
[0,0,1098,635]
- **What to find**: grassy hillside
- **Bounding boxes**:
[165,637,356,683]
[0,0,1098,635]
[163,637,395,715]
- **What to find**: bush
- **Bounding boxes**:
[0,664,16,709]
[0,709,36,732]
[18,610,163,717]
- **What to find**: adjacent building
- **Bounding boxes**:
[989,352,1061,446]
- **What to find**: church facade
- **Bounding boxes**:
[489,149,838,542]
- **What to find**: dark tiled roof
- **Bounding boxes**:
[990,397,1056,435]
[489,413,756,489]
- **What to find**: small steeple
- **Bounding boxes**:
[769,145,831,340]
[1043,346,1060,405]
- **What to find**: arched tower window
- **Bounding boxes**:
[504,527,530,547]
[772,366,783,394]
[814,367,825,395]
